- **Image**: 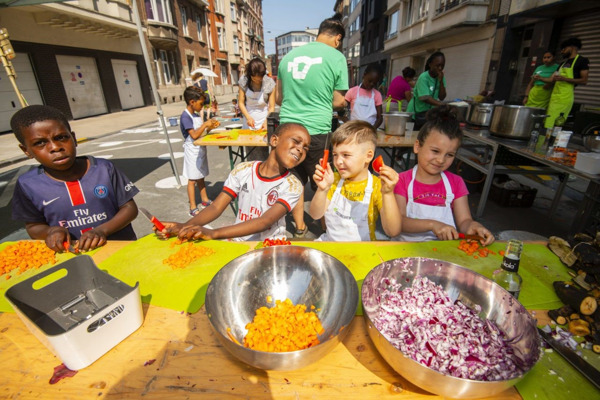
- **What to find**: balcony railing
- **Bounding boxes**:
[435,0,481,16]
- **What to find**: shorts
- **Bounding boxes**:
[291,133,331,191]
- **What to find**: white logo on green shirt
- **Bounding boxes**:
[288,56,323,79]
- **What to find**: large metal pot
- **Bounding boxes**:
[466,103,495,126]
[383,112,412,136]
[489,105,547,140]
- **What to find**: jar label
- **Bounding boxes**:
[502,256,519,272]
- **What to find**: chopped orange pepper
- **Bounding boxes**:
[0,241,57,280]
[163,242,215,269]
[243,298,324,352]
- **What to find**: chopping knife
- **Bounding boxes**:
[458,233,485,241]
[62,240,77,253]
[139,207,168,237]
[538,327,600,390]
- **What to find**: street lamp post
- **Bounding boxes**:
[0,27,27,108]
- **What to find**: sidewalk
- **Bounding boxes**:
[0,93,236,168]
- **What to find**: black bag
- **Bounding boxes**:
[413,111,428,130]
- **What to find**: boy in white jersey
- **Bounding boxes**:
[157,123,310,241]
[309,120,401,241]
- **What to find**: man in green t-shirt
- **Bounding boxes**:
[277,14,349,237]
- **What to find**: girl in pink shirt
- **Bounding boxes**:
[345,64,383,129]
[393,106,494,244]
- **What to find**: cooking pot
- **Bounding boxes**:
[383,112,412,136]
[582,123,600,153]
[466,103,495,126]
[448,102,469,122]
[489,105,547,140]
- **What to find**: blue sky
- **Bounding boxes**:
[262,0,336,55]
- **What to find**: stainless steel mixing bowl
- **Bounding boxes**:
[362,257,541,399]
[205,245,358,370]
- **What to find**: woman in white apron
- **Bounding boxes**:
[238,58,276,161]
[317,172,374,242]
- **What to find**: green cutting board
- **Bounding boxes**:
[516,347,600,400]
[0,241,83,313]
[372,241,571,310]
[98,235,250,313]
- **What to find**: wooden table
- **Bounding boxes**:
[0,241,535,400]
[195,130,417,171]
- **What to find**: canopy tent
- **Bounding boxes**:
[0,0,182,186]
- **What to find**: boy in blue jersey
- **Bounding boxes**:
[10,105,139,252]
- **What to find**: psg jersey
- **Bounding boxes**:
[11,156,138,240]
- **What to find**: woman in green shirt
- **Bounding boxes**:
[407,51,447,130]
[523,51,558,108]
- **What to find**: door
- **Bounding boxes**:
[0,53,43,132]
[443,40,489,100]
[56,55,107,119]
[111,59,144,110]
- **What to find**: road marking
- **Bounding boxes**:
[158,152,184,160]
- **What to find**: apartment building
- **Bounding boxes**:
[0,0,151,131]
[272,29,318,76]
[0,0,264,132]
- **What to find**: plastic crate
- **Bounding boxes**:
[489,179,537,208]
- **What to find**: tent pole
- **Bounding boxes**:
[131,0,182,187]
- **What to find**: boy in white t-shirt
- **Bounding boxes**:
[309,120,401,241]
[157,123,310,241]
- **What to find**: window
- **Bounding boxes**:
[387,10,398,39]
[404,0,428,26]
[214,0,224,14]
[196,13,203,41]
[354,42,360,58]
[159,49,177,84]
[219,61,228,84]
[230,2,237,21]
[218,27,226,51]
[349,0,359,13]
[180,6,189,36]
[233,35,239,54]
[145,0,173,24]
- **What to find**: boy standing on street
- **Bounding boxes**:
[156,123,310,242]
[180,87,220,216]
[10,105,139,252]
[309,120,401,241]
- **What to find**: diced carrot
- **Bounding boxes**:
[0,241,56,280]
[162,242,215,269]
[243,298,324,352]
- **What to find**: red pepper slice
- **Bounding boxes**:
[372,155,384,173]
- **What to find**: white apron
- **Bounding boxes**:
[182,109,209,180]
[350,84,377,126]
[397,166,456,242]
[317,173,374,242]
[242,85,268,130]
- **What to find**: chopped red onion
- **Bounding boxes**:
[372,275,523,381]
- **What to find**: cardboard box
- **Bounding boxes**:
[5,255,143,370]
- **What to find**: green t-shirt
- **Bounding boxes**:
[278,42,349,135]
[407,71,447,114]
[532,63,558,86]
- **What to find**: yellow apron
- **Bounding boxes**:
[545,55,578,129]
[525,84,552,109]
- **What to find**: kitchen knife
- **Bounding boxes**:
[458,233,485,241]
[62,241,77,253]
[538,327,600,390]
[139,207,167,234]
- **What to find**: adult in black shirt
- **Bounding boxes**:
[543,37,589,129]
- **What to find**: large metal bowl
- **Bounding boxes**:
[205,246,358,370]
[362,257,541,399]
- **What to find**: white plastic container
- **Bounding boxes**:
[5,255,143,370]
[574,152,600,175]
